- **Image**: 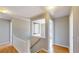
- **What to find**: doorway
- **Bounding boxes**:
[53,16,69,53]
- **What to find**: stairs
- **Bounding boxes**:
[31,37,48,53]
[31,38,41,49]
[36,48,48,53]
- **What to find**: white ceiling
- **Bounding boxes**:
[4,6,44,17]
[0,6,71,20]
[49,6,71,18]
[0,6,45,20]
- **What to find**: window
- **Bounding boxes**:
[32,18,45,37]
[33,23,40,34]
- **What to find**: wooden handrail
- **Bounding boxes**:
[30,38,41,49]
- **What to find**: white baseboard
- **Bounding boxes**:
[54,43,69,48]
[0,41,10,47]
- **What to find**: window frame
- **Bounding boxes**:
[33,22,40,35]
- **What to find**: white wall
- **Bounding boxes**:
[41,23,45,37]
[69,7,73,53]
[0,20,10,45]
[12,18,31,53]
[54,16,69,48]
[48,19,54,53]
[73,7,79,53]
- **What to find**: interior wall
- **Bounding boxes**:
[41,23,45,38]
[54,16,69,48]
[48,19,54,53]
[69,7,73,53]
[12,18,31,53]
[73,7,79,53]
[0,20,10,45]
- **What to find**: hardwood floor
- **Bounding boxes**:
[0,44,69,53]
[53,45,69,53]
[35,45,69,53]
[0,45,18,53]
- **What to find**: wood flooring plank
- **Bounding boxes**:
[53,45,69,53]
[0,45,18,53]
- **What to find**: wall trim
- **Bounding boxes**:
[54,43,69,48]
[10,21,13,45]
[0,41,9,46]
[69,8,73,53]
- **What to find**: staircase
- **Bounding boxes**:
[31,38,41,49]
[31,37,48,53]
[36,48,48,53]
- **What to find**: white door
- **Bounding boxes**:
[0,20,10,44]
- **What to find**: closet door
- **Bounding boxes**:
[0,20,10,44]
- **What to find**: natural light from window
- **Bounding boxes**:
[32,18,45,38]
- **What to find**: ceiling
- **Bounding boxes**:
[4,6,44,17]
[0,6,71,20]
[0,6,45,20]
[49,6,71,18]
